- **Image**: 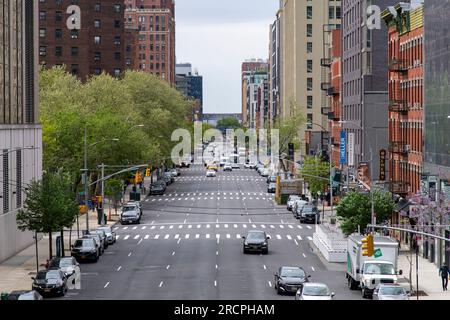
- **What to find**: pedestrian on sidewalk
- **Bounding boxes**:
[439,263,450,291]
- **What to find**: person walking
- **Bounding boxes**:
[439,263,450,291]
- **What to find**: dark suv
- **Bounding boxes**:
[299,205,320,224]
[71,238,99,262]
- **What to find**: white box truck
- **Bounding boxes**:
[346,234,402,299]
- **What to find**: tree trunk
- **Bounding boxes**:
[60,229,65,257]
[69,226,72,256]
[48,231,53,259]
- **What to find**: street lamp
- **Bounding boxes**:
[306,122,333,222]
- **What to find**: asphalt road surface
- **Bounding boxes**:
[63,165,362,300]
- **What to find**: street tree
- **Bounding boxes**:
[336,190,395,235]
[16,171,79,259]
[216,117,242,132]
[298,156,330,197]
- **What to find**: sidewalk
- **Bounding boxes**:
[0,177,151,294]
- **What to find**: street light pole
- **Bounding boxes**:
[84,125,89,232]
[100,163,105,226]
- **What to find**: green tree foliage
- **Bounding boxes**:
[298,156,330,197]
[16,171,79,259]
[336,191,395,235]
[216,117,242,132]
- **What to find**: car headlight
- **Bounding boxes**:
[263,242,267,246]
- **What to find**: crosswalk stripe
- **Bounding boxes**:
[307,236,313,241]
[276,235,281,239]
[307,226,312,229]
[174,234,179,239]
[164,234,170,239]
[236,234,241,238]
[169,225,174,229]
[279,225,284,229]
[113,227,119,231]
[197,225,201,228]
[124,235,130,240]
[226,234,230,239]
[297,235,302,240]
[297,225,302,229]
[252,224,256,228]
[151,226,155,230]
[286,235,292,240]
[224,224,228,228]
[206,224,210,228]
[154,235,159,239]
[206,234,210,239]
[188,225,192,229]
[261,225,266,228]
[178,225,183,229]
[142,226,147,230]
[270,225,275,228]
[134,235,140,239]
[185,234,190,239]
[195,234,200,239]
[288,225,294,229]
[144,235,149,239]
[160,226,165,229]
[234,224,238,228]
[123,227,128,230]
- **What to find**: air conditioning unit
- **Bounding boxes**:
[405,145,411,152]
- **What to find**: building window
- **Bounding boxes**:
[307,60,313,73]
[56,0,62,5]
[94,52,101,61]
[39,11,46,20]
[114,36,121,45]
[94,36,101,44]
[94,68,101,75]
[55,11,62,22]
[71,64,78,75]
[114,20,120,28]
[16,151,22,208]
[94,20,101,28]
[70,29,78,39]
[336,7,341,19]
[307,78,313,91]
[39,28,46,38]
[3,151,9,213]
[115,52,121,60]
[126,58,131,66]
[114,69,121,77]
[94,3,101,12]
[307,42,312,53]
[55,46,62,57]
[329,6,335,19]
[306,6,312,19]
[307,114,313,129]
[55,29,62,39]
[39,46,47,56]
[114,4,121,13]
[71,47,78,56]
[307,96,313,109]
[126,45,131,52]
[307,24,312,37]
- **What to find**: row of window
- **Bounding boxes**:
[39,46,122,61]
[138,43,167,52]
[138,53,167,61]
[48,63,122,77]
[305,5,341,20]
[39,28,121,44]
[39,2,122,16]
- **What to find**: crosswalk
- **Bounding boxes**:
[114,223,309,231]
[175,177,266,182]
[115,233,314,242]
[145,192,276,203]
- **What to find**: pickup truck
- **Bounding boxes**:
[346,234,402,299]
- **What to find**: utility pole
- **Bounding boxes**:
[100,163,105,226]
[329,134,333,221]
[370,149,375,232]
[84,125,89,231]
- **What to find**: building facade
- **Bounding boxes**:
[269,12,281,128]
[175,63,203,121]
[278,0,341,159]
[38,0,125,79]
[341,0,396,185]
[125,0,176,84]
[0,0,43,263]
[382,3,424,198]
[241,60,269,129]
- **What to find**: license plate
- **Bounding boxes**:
[81,255,86,259]
[44,289,51,292]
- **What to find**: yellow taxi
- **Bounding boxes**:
[207,164,218,171]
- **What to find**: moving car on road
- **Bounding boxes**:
[163,172,174,185]
[242,230,270,254]
[49,257,80,278]
[206,170,217,177]
[97,226,116,245]
[287,195,300,211]
[267,182,276,193]
[71,238,100,262]
[170,168,180,177]
[207,164,218,172]
[126,201,142,217]
[31,268,68,297]
[373,284,409,300]
[223,163,232,171]
[231,162,240,169]
[295,283,335,300]
[260,168,270,177]
[274,266,310,295]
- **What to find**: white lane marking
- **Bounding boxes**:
[251,224,257,228]
[224,224,228,228]
[197,224,201,228]
[172,251,175,256]
[311,266,315,272]
[164,234,170,239]
[276,235,281,239]
[215,264,218,269]
[214,280,217,287]
[288,225,294,229]
[144,235,149,239]
[151,226,156,230]
[307,225,312,230]
[169,225,174,229]
[263,265,267,270]
[154,235,160,239]
[188,225,192,229]
[287,235,292,240]
[297,225,303,229]
[123,227,128,230]
[206,224,210,228]
[124,235,130,240]
[270,225,275,229]
[166,265,170,270]
[159,281,164,288]
[281,220,284,224]
[142,226,147,230]
[177,238,181,244]
[195,234,200,239]
[261,225,266,228]
[134,235,140,239]
[307,236,313,241]
[297,235,302,240]
[138,238,143,245]
[302,253,306,258]
[243,224,247,228]
[216,251,219,256]
[132,226,137,230]
[294,239,299,246]
[174,234,179,239]
[268,281,272,288]
[279,225,284,229]
[185,234,190,239]
[117,266,122,271]
[179,225,183,229]
[234,224,238,228]
[128,252,132,257]
[216,224,220,228]
[160,226,165,229]
[104,282,110,288]
[206,234,210,239]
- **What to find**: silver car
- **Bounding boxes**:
[373,284,409,300]
[97,226,116,244]
[287,195,300,211]
[295,283,335,300]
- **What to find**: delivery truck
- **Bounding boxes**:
[346,234,403,299]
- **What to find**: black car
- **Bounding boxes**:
[163,172,174,185]
[242,230,270,254]
[71,238,99,262]
[274,266,310,295]
[299,205,320,224]
[120,210,140,225]
[82,234,104,255]
[267,182,276,193]
[149,182,166,195]
[292,200,308,219]
[31,268,68,297]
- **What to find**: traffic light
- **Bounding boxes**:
[145,168,151,177]
[361,233,374,257]
[135,171,143,184]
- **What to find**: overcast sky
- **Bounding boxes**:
[175,0,279,114]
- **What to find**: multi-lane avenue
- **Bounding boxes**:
[65,165,361,300]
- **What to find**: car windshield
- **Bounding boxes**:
[302,206,315,213]
[280,268,305,278]
[364,263,395,275]
[98,227,111,233]
[247,232,265,240]
[59,258,74,267]
[37,270,60,280]
[122,211,137,217]
[74,239,93,247]
[289,196,300,202]
[122,206,136,212]
[303,285,330,296]
[379,286,406,295]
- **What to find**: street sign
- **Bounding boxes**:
[340,131,347,165]
[379,149,386,181]
[374,248,382,258]
[348,133,355,167]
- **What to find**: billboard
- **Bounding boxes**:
[348,132,355,166]
[340,131,347,165]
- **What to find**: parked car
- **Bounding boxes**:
[170,168,180,177]
[223,163,232,171]
[149,181,166,195]
[89,229,108,250]
[298,205,320,224]
[292,200,308,219]
[231,162,240,169]
[267,175,277,184]
[97,226,116,245]
[244,162,256,169]
[206,170,216,177]
[82,234,104,255]
[260,168,270,177]
[120,208,141,225]
[295,283,335,300]
[287,195,301,211]
[126,201,142,217]
[7,290,43,300]
[274,266,310,295]
[373,284,409,300]
[31,268,68,297]
[71,238,99,262]
[48,257,80,278]
[242,230,270,254]
[162,172,174,185]
[267,182,276,193]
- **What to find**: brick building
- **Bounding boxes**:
[382,3,424,197]
[38,0,125,79]
[124,0,176,84]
